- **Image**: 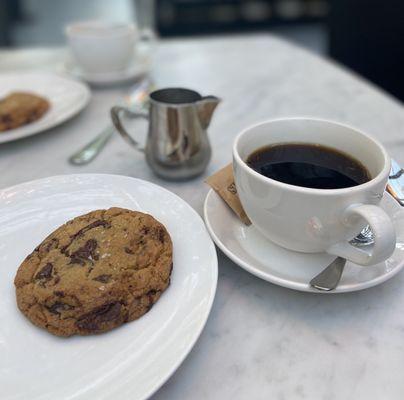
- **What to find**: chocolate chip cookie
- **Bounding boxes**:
[14,208,173,337]
[0,92,50,132]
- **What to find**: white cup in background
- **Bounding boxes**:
[233,118,396,266]
[65,21,138,74]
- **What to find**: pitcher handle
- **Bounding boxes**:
[110,106,148,152]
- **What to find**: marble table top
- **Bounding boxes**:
[1,35,404,400]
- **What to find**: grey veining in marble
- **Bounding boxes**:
[1,35,404,400]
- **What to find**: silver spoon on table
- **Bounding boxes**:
[310,159,404,291]
[68,79,153,165]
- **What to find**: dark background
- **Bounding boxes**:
[1,0,404,101]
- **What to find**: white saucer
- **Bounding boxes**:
[63,54,151,85]
[204,189,404,293]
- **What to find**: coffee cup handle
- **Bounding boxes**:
[110,106,148,152]
[326,204,396,266]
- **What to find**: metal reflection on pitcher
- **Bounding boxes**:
[111,88,220,180]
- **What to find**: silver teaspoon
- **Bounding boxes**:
[310,158,404,291]
[310,229,374,291]
[310,257,346,291]
[310,227,375,291]
[68,79,153,165]
[68,125,115,165]
[309,223,381,291]
[310,225,378,291]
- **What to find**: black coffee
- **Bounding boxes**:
[246,143,371,189]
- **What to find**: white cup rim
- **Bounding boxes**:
[65,20,136,38]
[233,117,391,195]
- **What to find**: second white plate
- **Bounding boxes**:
[0,72,90,143]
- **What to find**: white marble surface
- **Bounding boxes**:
[1,35,404,399]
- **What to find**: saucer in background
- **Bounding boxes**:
[62,53,151,85]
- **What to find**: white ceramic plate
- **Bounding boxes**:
[0,175,217,400]
[0,72,90,143]
[204,189,404,293]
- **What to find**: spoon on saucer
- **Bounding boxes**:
[310,257,346,291]
[310,228,375,291]
[310,159,404,291]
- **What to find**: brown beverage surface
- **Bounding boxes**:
[246,143,371,189]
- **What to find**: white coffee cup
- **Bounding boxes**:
[233,118,396,266]
[65,21,138,74]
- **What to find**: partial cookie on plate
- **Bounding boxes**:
[0,92,50,132]
[14,207,173,337]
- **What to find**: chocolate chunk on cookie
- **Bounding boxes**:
[14,208,173,337]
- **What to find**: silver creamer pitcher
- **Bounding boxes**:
[111,88,220,180]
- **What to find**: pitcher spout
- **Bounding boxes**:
[196,96,221,129]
